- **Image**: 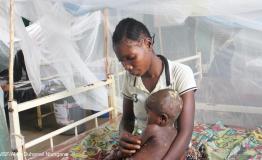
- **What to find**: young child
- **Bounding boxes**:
[105,88,182,160]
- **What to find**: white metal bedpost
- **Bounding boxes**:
[196,51,203,86]
[108,75,117,118]
[8,0,24,159]
[8,101,24,160]
[158,27,164,55]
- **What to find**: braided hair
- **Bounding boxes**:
[112,18,154,47]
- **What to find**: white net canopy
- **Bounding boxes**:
[1,0,262,127]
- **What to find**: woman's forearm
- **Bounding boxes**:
[120,98,135,134]
[119,117,135,134]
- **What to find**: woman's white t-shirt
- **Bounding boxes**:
[122,60,197,130]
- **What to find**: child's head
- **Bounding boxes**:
[112,18,155,77]
[145,89,182,126]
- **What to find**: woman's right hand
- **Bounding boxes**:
[119,131,141,157]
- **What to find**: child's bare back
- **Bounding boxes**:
[130,124,177,160]
[129,89,182,160]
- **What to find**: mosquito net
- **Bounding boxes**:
[1,0,262,127]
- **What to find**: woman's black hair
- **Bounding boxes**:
[112,18,153,46]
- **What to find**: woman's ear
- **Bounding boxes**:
[147,38,153,48]
[159,114,168,125]
[141,38,152,49]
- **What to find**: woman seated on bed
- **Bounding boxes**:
[105,89,182,160]
[110,17,197,159]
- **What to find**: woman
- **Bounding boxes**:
[113,18,197,160]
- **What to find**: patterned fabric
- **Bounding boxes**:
[69,124,119,160]
[69,121,262,160]
[191,121,262,160]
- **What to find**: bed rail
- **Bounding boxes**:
[8,75,118,160]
